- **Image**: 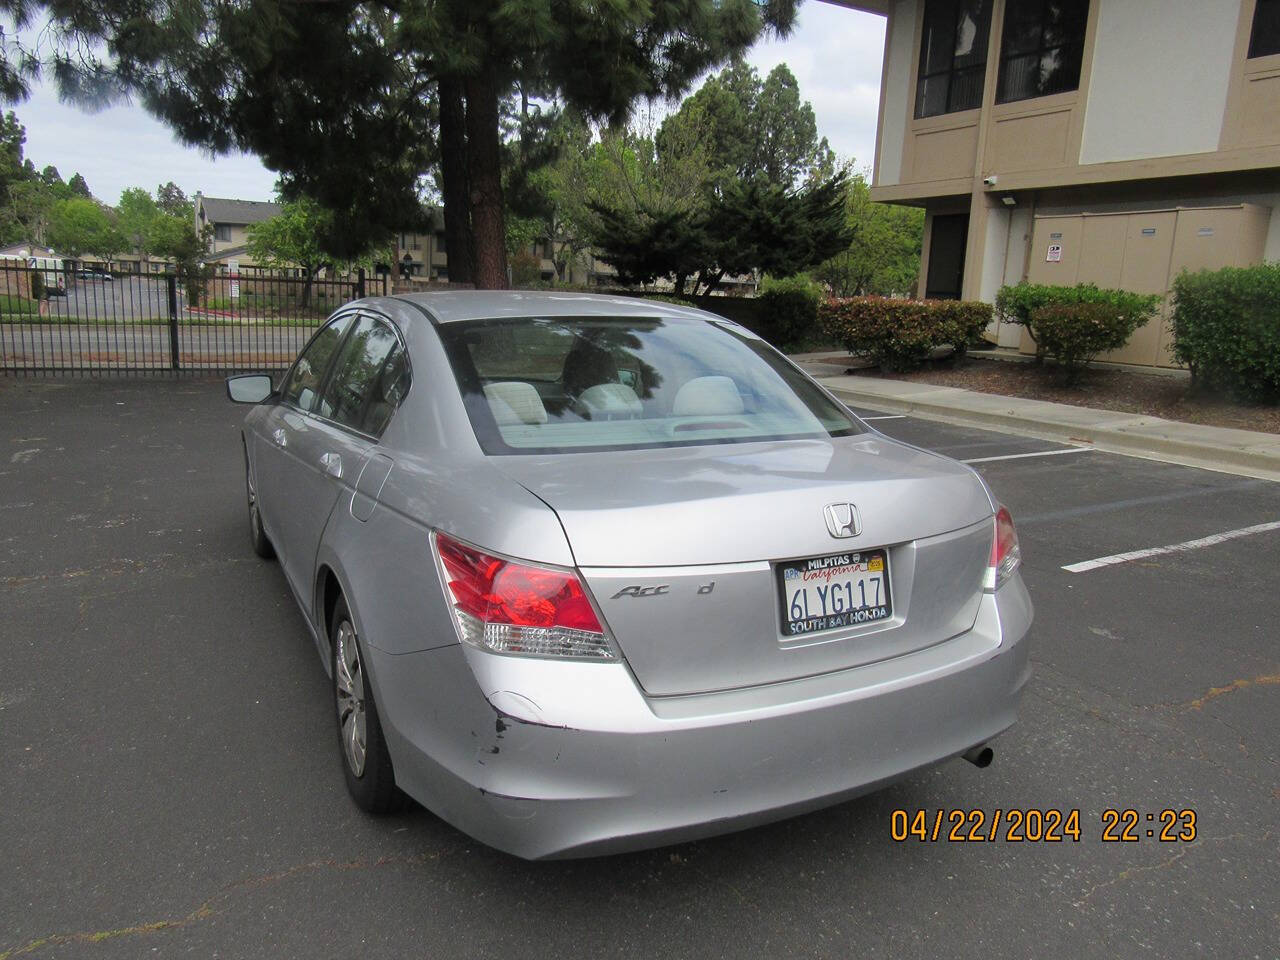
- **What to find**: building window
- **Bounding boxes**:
[1250,0,1280,58]
[915,0,993,118]
[436,232,446,253]
[997,0,1089,104]
[214,224,232,242]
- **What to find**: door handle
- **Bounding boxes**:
[319,451,343,479]
[272,427,287,448]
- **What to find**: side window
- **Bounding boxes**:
[363,345,410,437]
[915,0,993,118]
[281,314,354,412]
[320,316,403,434]
[1251,0,1280,58]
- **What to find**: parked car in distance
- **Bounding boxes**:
[227,291,1033,859]
[75,268,114,281]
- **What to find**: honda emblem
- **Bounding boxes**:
[823,502,861,539]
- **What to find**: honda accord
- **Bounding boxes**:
[226,291,1032,859]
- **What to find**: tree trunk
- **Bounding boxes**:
[464,66,508,290]
[701,269,726,296]
[438,77,474,286]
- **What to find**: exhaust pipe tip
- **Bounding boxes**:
[962,745,993,768]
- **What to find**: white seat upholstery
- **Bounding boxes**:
[672,376,744,416]
[484,381,548,425]
[578,382,643,419]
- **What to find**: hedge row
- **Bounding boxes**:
[1172,263,1280,403]
[817,296,991,372]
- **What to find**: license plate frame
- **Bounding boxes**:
[775,549,893,638]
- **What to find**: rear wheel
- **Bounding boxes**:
[331,596,408,814]
[245,452,274,559]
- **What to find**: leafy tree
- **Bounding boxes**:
[116,187,159,257]
[578,58,844,293]
[47,196,124,259]
[67,172,90,197]
[247,196,344,306]
[660,59,833,191]
[156,182,190,219]
[6,177,57,244]
[149,215,214,305]
[581,66,849,293]
[5,0,800,289]
[814,170,924,297]
[579,121,715,293]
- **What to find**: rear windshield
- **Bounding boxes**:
[437,315,862,455]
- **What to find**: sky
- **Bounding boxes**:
[9,2,886,207]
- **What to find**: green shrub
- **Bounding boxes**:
[756,274,823,349]
[510,250,543,287]
[639,292,697,307]
[1172,263,1280,403]
[818,296,991,372]
[995,282,1159,359]
[1030,302,1142,384]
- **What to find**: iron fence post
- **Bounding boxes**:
[167,275,180,370]
[357,267,366,299]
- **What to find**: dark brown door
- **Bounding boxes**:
[925,213,969,300]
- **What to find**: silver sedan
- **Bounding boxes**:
[227,291,1032,859]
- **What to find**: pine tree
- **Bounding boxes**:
[4,0,799,287]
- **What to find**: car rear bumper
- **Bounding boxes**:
[367,575,1033,860]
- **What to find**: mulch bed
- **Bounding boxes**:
[848,354,1280,436]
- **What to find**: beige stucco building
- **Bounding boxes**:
[194,194,284,267]
[839,0,1280,366]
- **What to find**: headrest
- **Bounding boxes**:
[483,381,548,425]
[578,382,643,418]
[672,376,743,416]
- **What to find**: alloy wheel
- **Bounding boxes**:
[334,620,367,777]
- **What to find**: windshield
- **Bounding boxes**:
[438,315,863,455]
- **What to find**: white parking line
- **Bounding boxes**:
[860,415,906,421]
[1062,520,1280,573]
[962,447,1093,464]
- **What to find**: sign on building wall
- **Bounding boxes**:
[1046,243,1063,263]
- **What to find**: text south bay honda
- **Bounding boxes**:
[227,290,1032,860]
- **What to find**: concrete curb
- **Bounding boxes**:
[817,375,1280,483]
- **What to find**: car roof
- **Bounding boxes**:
[371,290,723,325]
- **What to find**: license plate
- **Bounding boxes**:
[776,549,892,637]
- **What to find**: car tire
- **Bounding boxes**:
[245,451,274,559]
[331,595,409,815]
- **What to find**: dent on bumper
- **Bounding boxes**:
[366,575,1033,860]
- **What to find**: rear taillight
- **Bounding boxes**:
[433,532,615,660]
[985,505,1022,591]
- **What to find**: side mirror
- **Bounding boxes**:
[226,374,274,404]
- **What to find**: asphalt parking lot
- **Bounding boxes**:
[2,378,1277,959]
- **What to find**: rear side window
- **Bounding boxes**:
[282,314,354,412]
[319,316,408,436]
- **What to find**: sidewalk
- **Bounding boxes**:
[812,372,1280,483]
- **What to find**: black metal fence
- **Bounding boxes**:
[0,261,386,374]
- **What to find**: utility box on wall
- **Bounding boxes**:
[1022,204,1272,367]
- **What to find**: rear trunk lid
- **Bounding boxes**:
[494,435,995,696]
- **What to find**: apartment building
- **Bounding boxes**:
[194,194,284,267]
[842,0,1280,366]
